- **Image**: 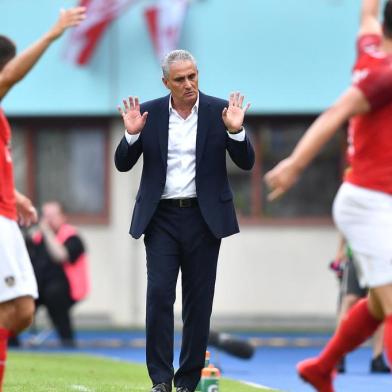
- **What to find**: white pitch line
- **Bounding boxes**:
[70,385,94,392]
[240,380,280,390]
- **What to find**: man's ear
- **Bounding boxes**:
[162,77,169,90]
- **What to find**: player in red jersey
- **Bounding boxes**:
[265,1,392,391]
[0,7,85,390]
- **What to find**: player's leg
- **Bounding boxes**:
[0,216,38,390]
[341,259,389,372]
[335,294,359,373]
[338,294,359,322]
[372,326,385,357]
[0,296,35,391]
[335,256,363,372]
[0,297,33,332]
[370,323,391,372]
[297,184,386,391]
[297,295,381,389]
[370,284,392,367]
[298,252,392,390]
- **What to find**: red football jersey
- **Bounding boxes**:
[345,34,392,194]
[0,108,17,220]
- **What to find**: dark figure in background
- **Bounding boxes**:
[26,201,90,347]
[208,331,254,360]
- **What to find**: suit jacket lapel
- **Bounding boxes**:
[158,95,170,166]
[196,92,210,168]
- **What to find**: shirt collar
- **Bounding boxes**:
[169,93,199,114]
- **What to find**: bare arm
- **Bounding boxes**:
[290,88,368,170]
[358,0,381,36]
[0,7,86,99]
[264,87,370,201]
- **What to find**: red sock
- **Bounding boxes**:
[0,328,10,391]
[384,314,392,367]
[318,298,381,373]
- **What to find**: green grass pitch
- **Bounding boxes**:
[5,352,279,391]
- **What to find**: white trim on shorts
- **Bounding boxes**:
[333,182,392,288]
[0,215,38,302]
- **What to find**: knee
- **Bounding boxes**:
[0,297,35,333]
[13,297,35,334]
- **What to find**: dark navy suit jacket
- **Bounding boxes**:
[114,91,255,239]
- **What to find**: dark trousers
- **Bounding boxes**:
[37,279,76,347]
[144,202,221,390]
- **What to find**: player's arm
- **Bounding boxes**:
[358,0,381,36]
[0,7,86,100]
[264,87,370,201]
[14,190,38,227]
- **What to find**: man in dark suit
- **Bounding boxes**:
[115,49,254,392]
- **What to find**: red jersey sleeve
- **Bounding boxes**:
[355,67,392,109]
[356,34,381,56]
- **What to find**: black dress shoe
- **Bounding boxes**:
[176,388,192,392]
[370,354,391,373]
[151,383,172,392]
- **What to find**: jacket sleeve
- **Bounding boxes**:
[226,132,255,171]
[114,135,143,172]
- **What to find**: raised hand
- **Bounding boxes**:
[49,7,87,39]
[222,92,251,133]
[15,191,38,227]
[118,96,148,135]
[264,157,301,201]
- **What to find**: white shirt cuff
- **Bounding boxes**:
[227,128,246,142]
[124,130,140,145]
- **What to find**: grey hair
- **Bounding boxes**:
[161,49,197,78]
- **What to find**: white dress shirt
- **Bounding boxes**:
[124,95,246,199]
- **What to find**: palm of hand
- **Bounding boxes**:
[224,106,244,131]
[124,110,144,134]
[118,97,147,134]
[52,8,86,38]
[222,92,250,131]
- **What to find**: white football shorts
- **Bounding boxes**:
[333,182,392,288]
[0,215,38,302]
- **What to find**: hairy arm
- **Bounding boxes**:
[264,87,370,200]
[358,0,381,36]
[0,7,86,99]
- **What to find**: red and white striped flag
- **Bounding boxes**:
[144,0,189,62]
[64,0,139,65]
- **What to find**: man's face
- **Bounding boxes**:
[162,60,198,107]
